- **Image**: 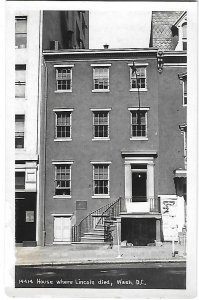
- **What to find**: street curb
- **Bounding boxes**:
[15,258,186,267]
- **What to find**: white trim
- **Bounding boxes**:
[92,89,110,93]
[164,63,187,67]
[54,64,74,68]
[129,88,148,92]
[44,49,158,55]
[53,195,72,199]
[54,90,72,93]
[54,138,72,142]
[53,108,74,112]
[52,161,74,165]
[92,195,110,199]
[51,213,73,216]
[92,138,110,141]
[130,137,148,141]
[90,108,112,111]
[91,64,111,67]
[90,161,112,164]
[128,63,149,66]
[46,58,156,63]
[128,107,150,111]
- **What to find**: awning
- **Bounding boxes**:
[174,169,187,178]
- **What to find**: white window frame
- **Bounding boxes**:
[54,65,74,93]
[53,109,73,141]
[128,63,148,92]
[91,108,111,141]
[183,80,187,106]
[52,161,74,199]
[128,108,149,140]
[90,162,111,198]
[15,65,26,99]
[15,16,27,49]
[15,114,25,149]
[91,64,111,92]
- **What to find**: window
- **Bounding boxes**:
[15,65,26,98]
[182,23,187,51]
[93,164,109,195]
[15,172,25,189]
[54,165,71,196]
[93,67,109,91]
[15,115,25,148]
[130,66,147,90]
[15,16,27,48]
[54,110,72,140]
[130,110,147,138]
[183,78,187,106]
[56,67,72,91]
[93,111,109,139]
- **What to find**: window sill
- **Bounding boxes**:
[54,90,72,93]
[53,242,71,245]
[92,138,110,141]
[92,89,110,93]
[54,138,72,142]
[92,195,110,199]
[53,195,72,199]
[130,137,148,141]
[129,88,148,92]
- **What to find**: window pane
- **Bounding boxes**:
[93,68,109,90]
[15,172,25,189]
[15,18,27,48]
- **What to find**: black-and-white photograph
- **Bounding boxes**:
[3,1,198,298]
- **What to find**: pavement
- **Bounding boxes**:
[15,242,186,266]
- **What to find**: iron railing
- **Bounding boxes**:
[72,197,122,242]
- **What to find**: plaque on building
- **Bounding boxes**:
[76,201,87,210]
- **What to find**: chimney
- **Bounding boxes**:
[103,44,109,49]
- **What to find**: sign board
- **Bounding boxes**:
[160,197,178,241]
[25,211,34,223]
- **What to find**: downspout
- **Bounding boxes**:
[41,57,48,246]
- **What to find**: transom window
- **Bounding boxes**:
[55,111,72,139]
[55,165,71,196]
[131,110,147,137]
[15,65,26,98]
[15,16,27,49]
[15,115,25,148]
[93,67,109,90]
[130,67,147,89]
[93,111,109,138]
[56,68,72,91]
[93,164,109,195]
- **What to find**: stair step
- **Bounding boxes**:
[72,241,109,245]
[84,231,104,236]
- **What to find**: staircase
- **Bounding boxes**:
[72,197,122,244]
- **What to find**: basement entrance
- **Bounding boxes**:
[121,218,156,246]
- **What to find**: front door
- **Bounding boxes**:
[54,216,71,243]
[15,192,37,244]
[132,171,147,202]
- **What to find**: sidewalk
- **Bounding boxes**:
[15,242,186,266]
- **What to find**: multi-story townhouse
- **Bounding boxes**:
[150,11,187,243]
[40,47,186,247]
[13,10,89,246]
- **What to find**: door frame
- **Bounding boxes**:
[124,156,155,200]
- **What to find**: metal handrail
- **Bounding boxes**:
[72,197,122,242]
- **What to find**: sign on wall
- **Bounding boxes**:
[160,197,178,241]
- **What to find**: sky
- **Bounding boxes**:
[89,11,152,49]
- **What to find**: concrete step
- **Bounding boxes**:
[84,232,105,236]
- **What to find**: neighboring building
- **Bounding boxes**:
[14,10,89,246]
[149,11,187,51]
[40,47,186,246]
